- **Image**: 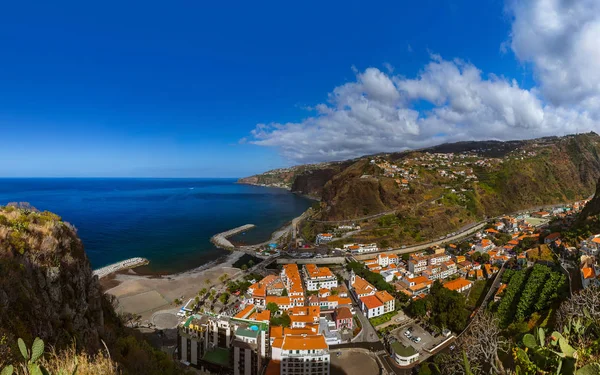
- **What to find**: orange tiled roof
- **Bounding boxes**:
[443,277,472,291]
[375,290,394,303]
[352,275,376,295]
[266,296,291,306]
[250,309,271,322]
[582,267,596,279]
[270,326,284,339]
[335,306,352,320]
[361,295,384,310]
[281,334,328,351]
[234,304,256,319]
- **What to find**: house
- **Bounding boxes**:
[474,239,494,253]
[396,276,433,298]
[484,264,498,279]
[334,307,353,330]
[281,264,305,307]
[388,341,419,367]
[581,266,600,289]
[544,232,561,245]
[443,277,473,293]
[349,272,377,298]
[248,275,281,307]
[343,243,379,254]
[581,235,600,256]
[288,306,320,328]
[316,233,334,245]
[360,295,385,318]
[375,290,396,314]
[494,283,507,302]
[266,296,293,311]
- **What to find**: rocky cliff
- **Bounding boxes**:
[0,203,185,374]
[578,177,600,221]
[0,205,104,353]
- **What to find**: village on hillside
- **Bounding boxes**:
[170,193,600,374]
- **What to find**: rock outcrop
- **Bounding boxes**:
[0,205,104,352]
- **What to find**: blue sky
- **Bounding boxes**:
[1,0,598,177]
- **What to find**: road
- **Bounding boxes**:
[352,200,578,260]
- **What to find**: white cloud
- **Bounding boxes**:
[508,0,600,107]
[248,0,600,163]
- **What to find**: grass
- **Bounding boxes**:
[525,245,556,263]
[369,310,398,327]
[390,341,417,357]
[16,345,119,375]
[466,279,492,309]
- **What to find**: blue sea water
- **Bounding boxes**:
[0,178,313,273]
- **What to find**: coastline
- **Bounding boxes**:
[101,250,246,322]
[101,206,313,320]
[236,180,321,201]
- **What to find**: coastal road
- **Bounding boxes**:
[352,200,579,260]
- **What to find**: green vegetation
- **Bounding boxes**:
[513,322,600,375]
[406,280,469,332]
[266,302,279,314]
[466,280,490,309]
[270,312,291,328]
[226,280,252,294]
[369,311,397,327]
[218,292,230,304]
[494,265,567,327]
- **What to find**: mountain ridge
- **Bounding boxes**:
[239,133,600,246]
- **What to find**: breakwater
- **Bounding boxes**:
[211,224,256,249]
[93,257,149,279]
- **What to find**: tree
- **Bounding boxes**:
[205,279,211,286]
[248,260,255,267]
[407,298,428,318]
[219,292,230,305]
[440,311,507,375]
[173,298,182,305]
[281,288,288,296]
[241,264,248,271]
[480,253,490,263]
[199,288,207,296]
[266,302,279,314]
[270,312,291,328]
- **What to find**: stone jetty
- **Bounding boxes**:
[93,257,149,279]
[211,224,256,249]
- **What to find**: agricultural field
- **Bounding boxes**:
[493,265,568,327]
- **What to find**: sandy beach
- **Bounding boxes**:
[101,250,245,322]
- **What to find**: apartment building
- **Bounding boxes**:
[303,264,338,291]
[273,334,330,375]
[178,313,269,375]
[281,264,305,306]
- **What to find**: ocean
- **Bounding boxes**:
[0,178,313,273]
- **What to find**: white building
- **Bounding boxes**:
[316,233,334,245]
[343,243,379,254]
[303,264,338,291]
[275,334,330,375]
[178,313,269,375]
